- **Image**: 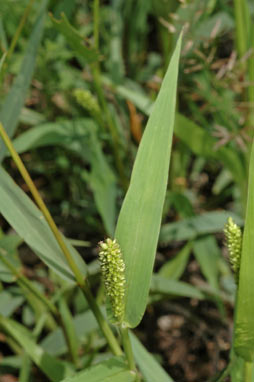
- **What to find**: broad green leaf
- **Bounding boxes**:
[115,35,182,327]
[160,211,243,246]
[12,119,116,236]
[50,13,99,64]
[58,356,136,382]
[159,241,192,279]
[0,168,87,283]
[0,315,74,381]
[130,333,173,382]
[235,139,254,361]
[0,0,48,162]
[151,274,205,300]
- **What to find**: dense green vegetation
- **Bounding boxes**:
[0,0,254,381]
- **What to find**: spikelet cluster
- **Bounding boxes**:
[224,217,242,283]
[98,238,125,322]
[73,89,100,115]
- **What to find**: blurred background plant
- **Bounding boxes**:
[0,0,254,381]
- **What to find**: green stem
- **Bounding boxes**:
[19,354,32,382]
[120,326,136,372]
[233,0,248,62]
[82,282,123,356]
[244,362,253,382]
[0,121,122,357]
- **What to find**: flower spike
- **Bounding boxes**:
[224,217,242,283]
[98,238,126,323]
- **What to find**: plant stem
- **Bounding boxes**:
[0,121,122,356]
[120,326,136,372]
[233,0,248,63]
[244,362,253,382]
[82,282,123,356]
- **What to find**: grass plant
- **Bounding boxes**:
[0,1,254,381]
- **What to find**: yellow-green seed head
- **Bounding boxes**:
[224,217,242,283]
[73,89,100,115]
[98,238,125,322]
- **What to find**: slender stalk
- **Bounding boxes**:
[0,121,122,356]
[233,0,248,63]
[19,354,32,382]
[247,24,254,131]
[82,282,123,356]
[120,326,136,372]
[244,362,253,382]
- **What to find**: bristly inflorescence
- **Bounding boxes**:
[98,238,126,323]
[73,89,100,115]
[224,217,242,283]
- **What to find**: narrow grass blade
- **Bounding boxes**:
[115,35,182,327]
[160,211,243,246]
[234,139,254,361]
[50,13,99,64]
[0,0,48,161]
[130,332,173,382]
[0,315,74,382]
[159,241,192,279]
[151,275,205,300]
[0,167,87,283]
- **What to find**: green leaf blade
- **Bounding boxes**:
[59,356,136,382]
[115,35,182,328]
[235,139,254,361]
[0,167,87,283]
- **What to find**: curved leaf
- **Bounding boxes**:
[115,35,182,327]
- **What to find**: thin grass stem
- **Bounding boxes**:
[120,325,137,375]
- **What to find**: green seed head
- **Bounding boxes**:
[73,89,100,115]
[98,238,126,323]
[224,217,242,283]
